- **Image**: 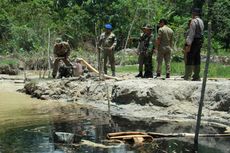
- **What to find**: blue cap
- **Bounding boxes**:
[105,23,112,30]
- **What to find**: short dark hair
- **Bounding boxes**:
[192,8,201,15]
[159,19,167,25]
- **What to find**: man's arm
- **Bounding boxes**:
[65,43,71,57]
[111,35,117,50]
[155,29,162,52]
[53,44,58,57]
[185,19,196,52]
[170,30,174,48]
[186,19,196,46]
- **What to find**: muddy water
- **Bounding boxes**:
[0,80,229,153]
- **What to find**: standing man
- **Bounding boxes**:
[136,24,155,78]
[155,19,174,78]
[98,23,117,76]
[184,8,204,81]
[52,38,73,78]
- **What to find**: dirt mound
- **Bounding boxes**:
[22,77,230,127]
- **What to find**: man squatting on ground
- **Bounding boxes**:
[184,8,204,81]
[52,38,73,78]
[155,19,174,78]
[98,23,117,76]
[135,24,155,78]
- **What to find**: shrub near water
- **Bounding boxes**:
[0,58,19,75]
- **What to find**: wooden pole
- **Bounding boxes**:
[124,8,138,50]
[47,28,51,78]
[194,21,212,145]
[94,23,102,79]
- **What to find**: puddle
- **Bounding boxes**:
[0,81,229,153]
[1,119,229,153]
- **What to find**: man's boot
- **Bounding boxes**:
[154,73,161,78]
[184,65,192,80]
[192,65,201,81]
[166,73,170,78]
[52,72,56,79]
[148,72,153,78]
[112,71,115,77]
[104,70,107,75]
[144,71,153,78]
[135,72,143,78]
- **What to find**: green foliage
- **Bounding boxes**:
[208,63,230,78]
[115,52,138,65]
[116,60,230,78]
[0,59,19,68]
[210,0,230,50]
[0,0,229,59]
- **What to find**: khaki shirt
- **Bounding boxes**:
[186,16,204,45]
[99,32,117,49]
[158,25,174,51]
[53,41,71,57]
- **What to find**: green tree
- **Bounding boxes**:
[211,0,230,51]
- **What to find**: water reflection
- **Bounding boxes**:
[0,84,229,153]
[0,109,229,153]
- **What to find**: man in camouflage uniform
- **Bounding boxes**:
[136,24,155,78]
[52,38,73,78]
[98,23,117,76]
[155,19,174,78]
[184,8,204,81]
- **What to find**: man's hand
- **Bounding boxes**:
[153,48,158,54]
[185,45,191,53]
[109,46,114,51]
[98,47,103,51]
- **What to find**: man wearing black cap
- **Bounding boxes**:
[98,23,117,76]
[135,24,155,78]
[184,8,204,81]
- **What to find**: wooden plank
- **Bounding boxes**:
[148,132,230,138]
[107,132,147,137]
[76,58,122,80]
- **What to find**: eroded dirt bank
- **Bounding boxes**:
[21,76,230,131]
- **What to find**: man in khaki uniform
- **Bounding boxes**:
[155,19,174,78]
[98,23,117,76]
[52,38,73,78]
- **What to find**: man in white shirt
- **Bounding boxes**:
[184,8,204,81]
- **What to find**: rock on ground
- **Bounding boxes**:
[22,77,230,127]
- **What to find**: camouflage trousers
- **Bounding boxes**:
[103,49,115,74]
[52,57,73,78]
[138,52,153,77]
